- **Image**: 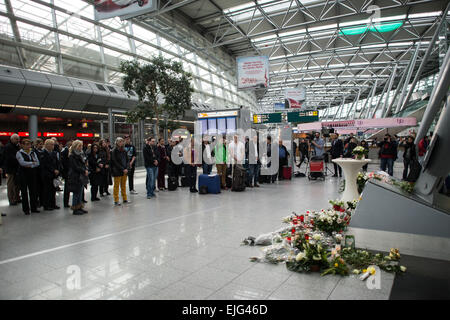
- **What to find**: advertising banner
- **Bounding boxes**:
[237,56,269,90]
[94,0,157,21]
[297,117,417,131]
[285,86,306,109]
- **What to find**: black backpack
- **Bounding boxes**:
[232,165,246,192]
[168,176,178,191]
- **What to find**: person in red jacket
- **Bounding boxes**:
[378,134,397,176]
[418,135,429,165]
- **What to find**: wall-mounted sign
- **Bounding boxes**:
[237,56,269,90]
[94,0,157,21]
[43,132,64,138]
[285,87,306,109]
[197,110,239,119]
[77,133,94,138]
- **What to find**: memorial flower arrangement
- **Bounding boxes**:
[244,198,407,280]
[340,171,415,195]
[352,146,368,159]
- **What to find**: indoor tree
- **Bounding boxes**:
[120,55,194,138]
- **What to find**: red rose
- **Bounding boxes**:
[340,208,345,212]
[305,234,309,240]
[300,215,304,222]
[333,205,341,211]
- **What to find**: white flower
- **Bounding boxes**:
[352,269,360,274]
[400,266,407,272]
[312,234,321,241]
[296,252,306,261]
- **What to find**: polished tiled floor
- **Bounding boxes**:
[0,162,402,300]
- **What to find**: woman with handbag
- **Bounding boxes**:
[68,140,89,215]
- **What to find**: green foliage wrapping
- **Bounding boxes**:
[120,56,194,125]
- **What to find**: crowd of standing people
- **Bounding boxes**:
[0,129,436,217]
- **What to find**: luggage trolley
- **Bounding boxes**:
[307,154,325,181]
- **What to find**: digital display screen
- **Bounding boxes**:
[200,119,208,134]
[217,118,226,134]
[226,117,236,133]
[208,118,217,133]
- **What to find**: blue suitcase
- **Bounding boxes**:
[198,174,221,194]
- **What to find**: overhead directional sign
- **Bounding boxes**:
[287,110,319,123]
[253,110,318,124]
[253,113,282,124]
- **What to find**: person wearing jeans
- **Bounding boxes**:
[247,135,260,187]
[124,135,137,194]
[111,137,129,206]
[378,134,397,176]
[143,137,159,198]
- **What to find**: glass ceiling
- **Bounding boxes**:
[0,0,257,111]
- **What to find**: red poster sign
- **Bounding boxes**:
[77,133,94,138]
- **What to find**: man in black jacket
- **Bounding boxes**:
[143,137,159,199]
[124,135,138,195]
[248,135,260,187]
[40,139,60,210]
[399,136,416,181]
[330,133,344,177]
[4,134,21,205]
[61,140,73,208]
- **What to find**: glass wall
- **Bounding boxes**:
[0,0,257,111]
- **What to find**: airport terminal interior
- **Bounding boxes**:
[0,0,450,302]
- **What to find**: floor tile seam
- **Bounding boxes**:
[326,277,345,300]
[0,206,224,266]
[202,259,265,300]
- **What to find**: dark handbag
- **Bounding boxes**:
[80,173,89,186]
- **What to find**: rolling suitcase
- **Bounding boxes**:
[282,166,292,180]
[198,174,221,194]
[232,165,246,192]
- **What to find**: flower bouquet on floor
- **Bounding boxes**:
[286,233,329,273]
[352,146,368,160]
